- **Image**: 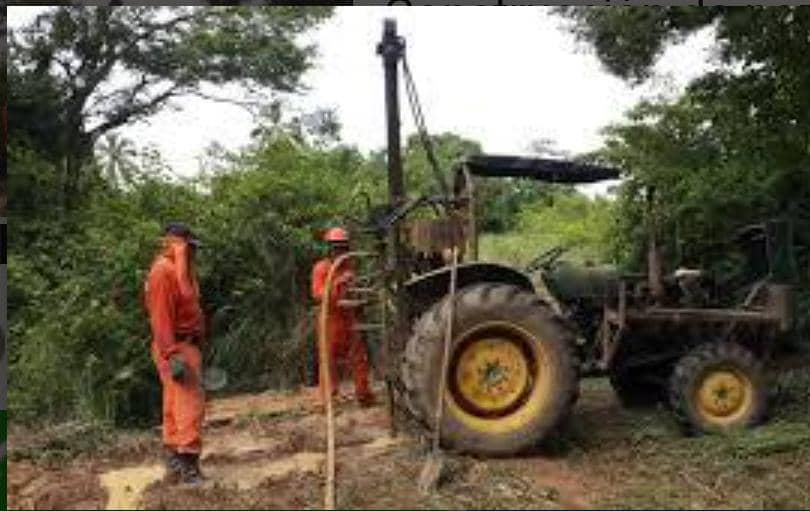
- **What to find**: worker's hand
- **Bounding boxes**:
[336,272,355,286]
[169,354,186,382]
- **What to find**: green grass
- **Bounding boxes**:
[568,369,810,509]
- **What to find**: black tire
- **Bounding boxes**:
[401,283,579,456]
[609,370,664,408]
[669,342,767,434]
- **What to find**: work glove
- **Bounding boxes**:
[335,272,355,299]
[336,271,355,286]
[169,354,186,382]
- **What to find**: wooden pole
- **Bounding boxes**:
[380,282,397,437]
[318,251,373,511]
[433,246,459,452]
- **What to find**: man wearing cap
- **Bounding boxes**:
[144,223,206,484]
[311,227,375,407]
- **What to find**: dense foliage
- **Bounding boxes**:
[11,130,371,424]
[559,5,810,333]
[8,6,332,206]
[480,189,616,268]
[8,5,339,425]
[10,113,557,425]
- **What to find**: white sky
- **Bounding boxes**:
[8,6,715,194]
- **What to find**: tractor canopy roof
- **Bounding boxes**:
[461,154,621,184]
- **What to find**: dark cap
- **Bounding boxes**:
[164,222,201,248]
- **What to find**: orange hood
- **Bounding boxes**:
[157,235,199,299]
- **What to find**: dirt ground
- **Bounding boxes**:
[8,370,810,510]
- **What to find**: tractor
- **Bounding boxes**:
[540,216,797,434]
[345,20,798,457]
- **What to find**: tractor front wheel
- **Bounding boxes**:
[669,342,767,434]
[401,283,579,456]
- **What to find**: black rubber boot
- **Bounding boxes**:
[179,453,204,485]
[164,450,184,484]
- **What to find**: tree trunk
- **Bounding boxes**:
[62,130,95,209]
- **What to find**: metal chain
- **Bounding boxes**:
[402,56,450,201]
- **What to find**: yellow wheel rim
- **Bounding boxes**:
[454,337,530,415]
[694,368,753,425]
[445,321,554,435]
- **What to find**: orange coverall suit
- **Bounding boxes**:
[311,258,372,401]
[145,238,205,454]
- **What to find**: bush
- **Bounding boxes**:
[479,189,617,268]
[9,134,379,425]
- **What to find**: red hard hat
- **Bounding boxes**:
[324,227,349,243]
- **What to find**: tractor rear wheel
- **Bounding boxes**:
[401,283,579,456]
[669,342,767,434]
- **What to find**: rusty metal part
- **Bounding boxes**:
[766,284,794,332]
[646,188,665,304]
[377,17,406,288]
[463,166,478,261]
[622,308,785,325]
[598,281,627,370]
[377,19,405,211]
[453,164,478,261]
[598,278,794,372]
[376,21,411,414]
[337,299,368,309]
[405,216,467,256]
[348,286,378,295]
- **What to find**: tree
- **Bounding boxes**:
[555,6,719,83]
[249,103,343,149]
[556,7,810,174]
[7,59,64,162]
[557,7,810,219]
[9,6,333,205]
[96,133,136,188]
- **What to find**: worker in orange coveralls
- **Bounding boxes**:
[144,223,206,485]
[311,227,375,407]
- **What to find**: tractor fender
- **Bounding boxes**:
[403,262,535,317]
